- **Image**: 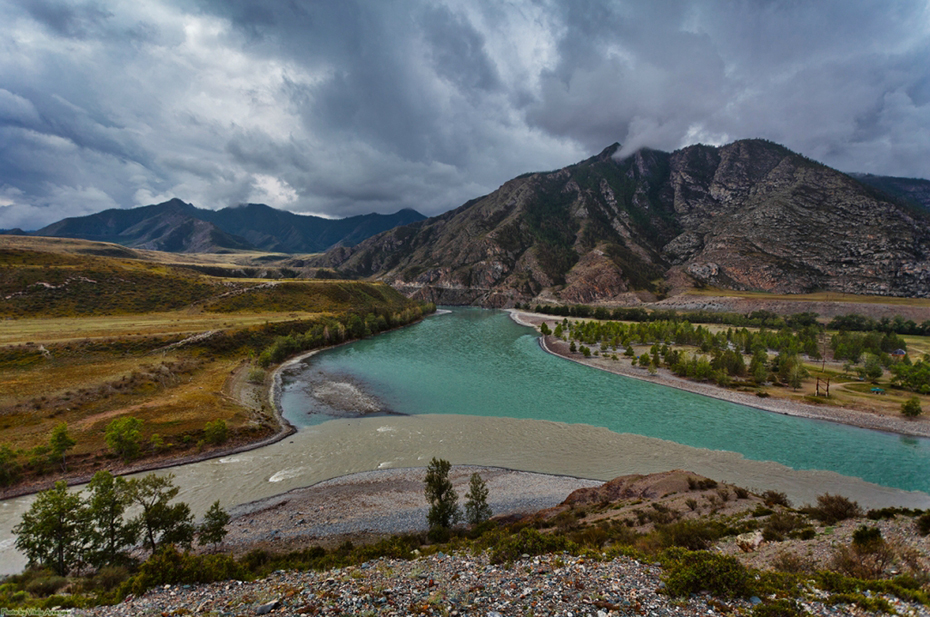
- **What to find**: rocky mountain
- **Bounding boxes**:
[317,139,930,306]
[31,199,426,254]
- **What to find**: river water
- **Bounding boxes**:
[1,308,929,575]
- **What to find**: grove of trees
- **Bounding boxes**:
[13,472,228,576]
[424,459,492,537]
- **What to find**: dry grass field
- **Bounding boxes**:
[0,236,426,492]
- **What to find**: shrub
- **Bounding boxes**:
[851,525,883,551]
[127,546,246,596]
[657,520,727,550]
[804,494,862,525]
[917,511,930,536]
[24,573,68,596]
[203,420,228,445]
[901,396,923,417]
[761,490,790,507]
[488,527,574,564]
[661,548,752,598]
[752,599,807,617]
[762,512,808,542]
[771,551,814,574]
[91,566,131,592]
[686,477,718,491]
[246,368,266,384]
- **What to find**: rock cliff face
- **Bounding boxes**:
[318,140,930,305]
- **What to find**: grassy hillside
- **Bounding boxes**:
[0,237,430,493]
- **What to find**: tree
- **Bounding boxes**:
[49,422,76,472]
[198,501,230,548]
[464,473,492,526]
[902,396,923,418]
[85,470,136,568]
[106,416,143,460]
[13,481,88,575]
[424,458,460,532]
[863,353,883,382]
[127,473,195,553]
[203,419,228,445]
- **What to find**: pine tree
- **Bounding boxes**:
[424,458,460,532]
[198,501,230,548]
[464,473,492,526]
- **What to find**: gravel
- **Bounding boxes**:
[74,551,930,616]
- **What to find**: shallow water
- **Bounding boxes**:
[282,308,930,493]
[3,414,928,575]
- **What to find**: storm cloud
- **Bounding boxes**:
[1,0,929,229]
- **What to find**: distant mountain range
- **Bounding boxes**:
[314,139,930,305]
[2,199,425,254]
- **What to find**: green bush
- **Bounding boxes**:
[902,396,923,417]
[661,548,752,598]
[762,512,808,542]
[803,494,861,525]
[917,511,930,536]
[487,527,575,564]
[126,546,246,596]
[203,420,229,445]
[851,525,883,551]
[657,519,727,550]
[24,573,68,596]
[752,599,808,617]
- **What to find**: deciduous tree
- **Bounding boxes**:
[106,416,143,460]
[49,422,76,472]
[13,481,88,575]
[85,470,136,568]
[127,473,195,553]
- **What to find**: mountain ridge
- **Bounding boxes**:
[28,199,426,254]
[315,138,930,306]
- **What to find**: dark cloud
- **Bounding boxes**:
[1,0,929,230]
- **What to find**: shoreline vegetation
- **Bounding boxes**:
[508,309,930,439]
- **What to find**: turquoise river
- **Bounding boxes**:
[282,308,930,493]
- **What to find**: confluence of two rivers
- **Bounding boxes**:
[1,308,928,574]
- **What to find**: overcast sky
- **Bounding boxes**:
[2,0,929,229]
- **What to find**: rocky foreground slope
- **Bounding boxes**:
[319,139,930,307]
[74,469,930,617]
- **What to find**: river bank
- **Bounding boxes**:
[216,465,602,556]
[509,309,930,439]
